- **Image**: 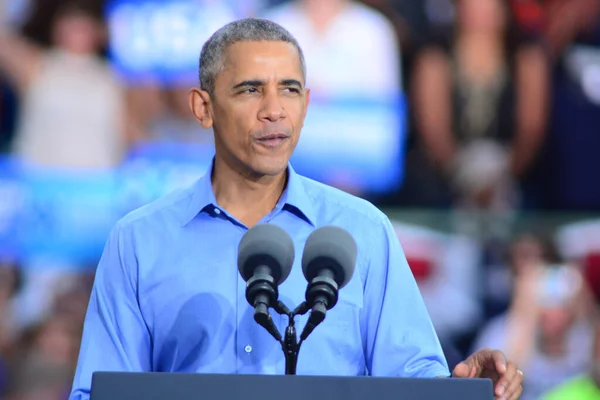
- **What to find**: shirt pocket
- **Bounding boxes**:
[300,276,365,375]
[324,280,363,328]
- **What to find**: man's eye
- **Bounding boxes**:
[243,88,258,94]
[283,87,300,93]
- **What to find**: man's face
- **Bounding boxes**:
[192,41,309,177]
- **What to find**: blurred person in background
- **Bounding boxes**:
[543,254,600,399]
[514,0,600,211]
[408,0,549,219]
[0,0,134,170]
[3,272,91,400]
[472,263,594,400]
[483,232,554,319]
[6,313,80,400]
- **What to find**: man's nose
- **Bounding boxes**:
[258,91,285,122]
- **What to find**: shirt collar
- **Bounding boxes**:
[181,159,316,227]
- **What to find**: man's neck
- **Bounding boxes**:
[211,156,288,228]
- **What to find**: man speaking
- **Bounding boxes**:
[70,18,523,400]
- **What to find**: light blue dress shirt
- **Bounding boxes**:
[70,162,449,399]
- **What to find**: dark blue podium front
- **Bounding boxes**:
[90,372,494,400]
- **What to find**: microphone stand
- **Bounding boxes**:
[272,301,312,375]
[283,316,298,374]
[252,297,335,375]
[256,298,328,375]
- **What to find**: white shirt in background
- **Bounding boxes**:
[12,50,125,170]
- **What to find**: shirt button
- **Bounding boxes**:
[244,345,252,353]
[214,208,221,215]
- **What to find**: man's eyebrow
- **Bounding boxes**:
[232,80,265,90]
[231,79,303,90]
[280,79,303,88]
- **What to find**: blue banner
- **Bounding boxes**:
[0,144,214,266]
[291,95,406,193]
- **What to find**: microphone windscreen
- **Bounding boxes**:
[237,224,295,284]
[301,226,357,289]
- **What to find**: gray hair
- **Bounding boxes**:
[199,18,306,95]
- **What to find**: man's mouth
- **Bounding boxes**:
[255,134,289,149]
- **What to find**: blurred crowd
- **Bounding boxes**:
[1,0,600,398]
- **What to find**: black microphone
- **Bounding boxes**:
[237,224,295,342]
[299,226,357,341]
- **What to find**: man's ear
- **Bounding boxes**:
[189,88,213,129]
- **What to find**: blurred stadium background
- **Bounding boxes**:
[1,0,600,399]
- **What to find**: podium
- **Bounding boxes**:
[90,372,494,400]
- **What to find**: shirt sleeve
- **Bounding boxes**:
[362,215,450,378]
[69,221,152,399]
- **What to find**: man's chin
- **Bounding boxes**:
[251,158,290,178]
